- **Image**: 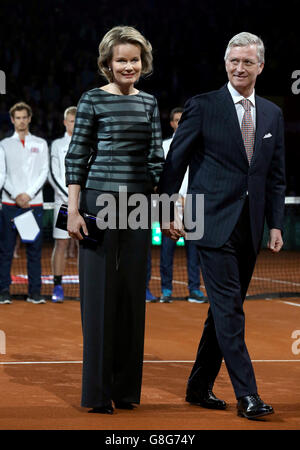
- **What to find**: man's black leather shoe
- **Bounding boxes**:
[237,394,274,419]
[186,387,226,410]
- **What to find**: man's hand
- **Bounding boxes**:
[161,221,186,241]
[15,193,31,209]
[268,228,283,253]
[161,201,186,241]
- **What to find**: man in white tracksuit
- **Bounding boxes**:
[0,147,5,276]
[0,148,5,189]
[48,106,76,302]
[0,102,48,304]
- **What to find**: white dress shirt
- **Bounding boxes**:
[227,81,256,130]
[227,82,254,197]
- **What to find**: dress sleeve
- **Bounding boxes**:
[65,91,96,187]
[147,97,165,187]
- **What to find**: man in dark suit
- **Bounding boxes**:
[158,32,286,419]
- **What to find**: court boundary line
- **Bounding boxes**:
[0,359,300,365]
[279,300,300,307]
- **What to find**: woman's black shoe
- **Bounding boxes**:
[88,405,114,414]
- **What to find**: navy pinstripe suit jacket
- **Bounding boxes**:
[158,85,286,253]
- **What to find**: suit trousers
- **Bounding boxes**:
[79,189,151,408]
[160,235,200,293]
[188,199,258,399]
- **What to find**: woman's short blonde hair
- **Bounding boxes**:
[97,26,153,82]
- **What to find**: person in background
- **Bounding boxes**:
[160,107,205,304]
[0,144,5,189]
[65,26,164,414]
[48,106,77,303]
[0,102,48,305]
[146,248,158,302]
[0,146,5,291]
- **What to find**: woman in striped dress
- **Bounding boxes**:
[65,26,164,414]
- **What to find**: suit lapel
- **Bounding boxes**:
[250,95,267,166]
[217,86,249,164]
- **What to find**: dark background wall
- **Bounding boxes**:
[0,0,299,194]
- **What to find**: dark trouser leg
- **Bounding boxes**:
[25,206,43,295]
[79,189,150,408]
[0,205,18,291]
[0,208,3,264]
[185,239,201,293]
[188,306,223,391]
[112,227,150,403]
[79,229,119,408]
[160,235,176,292]
[146,249,151,288]
[188,202,258,399]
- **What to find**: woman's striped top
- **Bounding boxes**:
[65,88,165,193]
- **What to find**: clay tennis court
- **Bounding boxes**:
[1,248,300,430]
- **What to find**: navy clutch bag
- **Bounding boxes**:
[55,204,102,243]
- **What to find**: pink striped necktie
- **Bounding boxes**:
[240,98,255,164]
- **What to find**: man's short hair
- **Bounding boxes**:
[64,106,77,119]
[224,32,265,64]
[170,107,184,121]
[9,102,32,118]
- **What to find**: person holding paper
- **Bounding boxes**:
[0,102,48,305]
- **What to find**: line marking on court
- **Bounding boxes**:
[0,361,83,365]
[152,276,187,286]
[152,276,206,289]
[265,299,300,307]
[0,359,300,365]
[253,276,300,287]
[154,273,300,292]
[279,301,300,307]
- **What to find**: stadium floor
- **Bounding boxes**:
[0,298,300,430]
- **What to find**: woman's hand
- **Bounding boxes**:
[67,209,88,241]
[67,184,87,240]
